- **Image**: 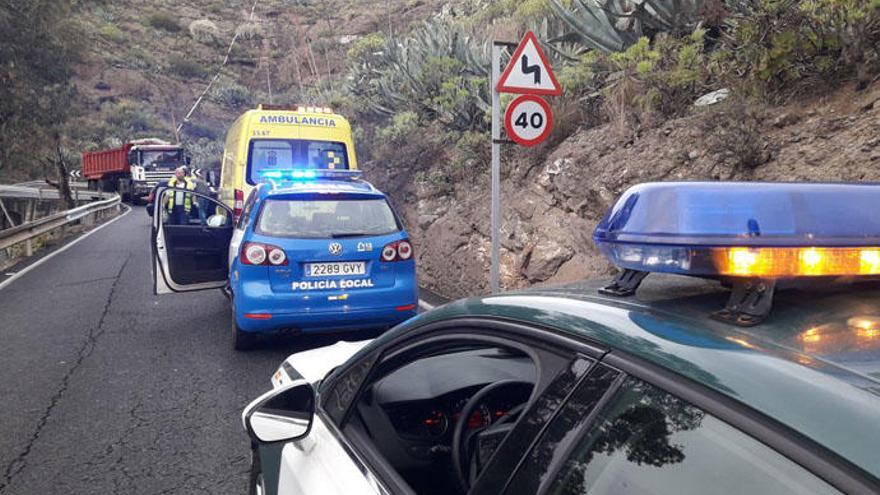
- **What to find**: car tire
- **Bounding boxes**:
[248,446,266,495]
[232,305,258,351]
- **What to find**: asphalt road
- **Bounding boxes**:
[0,208,384,494]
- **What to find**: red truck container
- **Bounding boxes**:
[82,139,188,201]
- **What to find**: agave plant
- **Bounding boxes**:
[346,17,492,131]
[548,0,703,53]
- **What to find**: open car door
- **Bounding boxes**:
[151,187,233,295]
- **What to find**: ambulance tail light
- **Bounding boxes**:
[382,240,413,262]
[241,242,288,266]
[234,189,244,221]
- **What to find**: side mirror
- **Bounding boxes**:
[243,382,315,444]
[146,203,154,217]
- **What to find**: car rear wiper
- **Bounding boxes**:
[330,232,368,238]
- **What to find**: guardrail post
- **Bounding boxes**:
[24,200,35,257]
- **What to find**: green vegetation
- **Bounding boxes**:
[99,23,125,43]
[188,19,219,45]
[0,0,82,179]
[166,55,207,79]
[147,12,181,32]
[335,0,880,196]
[210,78,251,108]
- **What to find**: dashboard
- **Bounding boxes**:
[354,347,537,469]
[382,383,533,441]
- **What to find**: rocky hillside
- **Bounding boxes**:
[31,0,451,175]
[6,1,878,300]
[372,81,880,298]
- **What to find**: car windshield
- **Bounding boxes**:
[257,198,399,238]
[248,139,350,185]
[141,150,183,168]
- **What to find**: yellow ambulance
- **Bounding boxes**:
[218,104,358,217]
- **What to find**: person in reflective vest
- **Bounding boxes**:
[166,167,196,225]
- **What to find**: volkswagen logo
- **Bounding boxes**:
[328,242,343,256]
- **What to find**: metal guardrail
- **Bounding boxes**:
[0,184,111,201]
[0,194,122,251]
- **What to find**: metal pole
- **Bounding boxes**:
[24,200,34,257]
[490,43,503,294]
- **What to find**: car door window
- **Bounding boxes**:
[348,343,538,495]
[158,190,233,285]
[503,364,623,494]
[545,376,842,495]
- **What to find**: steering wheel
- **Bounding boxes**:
[451,380,532,492]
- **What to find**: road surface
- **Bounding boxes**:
[0,208,386,494]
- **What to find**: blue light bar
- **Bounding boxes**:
[594,182,880,278]
[259,169,362,182]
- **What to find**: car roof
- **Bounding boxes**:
[380,275,880,479]
[257,179,385,199]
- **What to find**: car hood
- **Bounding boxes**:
[272,339,373,388]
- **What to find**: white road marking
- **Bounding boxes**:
[0,205,132,292]
[418,299,435,311]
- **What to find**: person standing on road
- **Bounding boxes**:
[166,167,195,225]
[193,169,213,225]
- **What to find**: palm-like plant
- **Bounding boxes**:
[548,0,703,53]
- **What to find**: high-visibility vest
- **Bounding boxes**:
[166,177,195,212]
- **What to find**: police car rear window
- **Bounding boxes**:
[256,198,399,239]
[247,139,349,185]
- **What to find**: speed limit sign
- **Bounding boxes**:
[504,94,553,147]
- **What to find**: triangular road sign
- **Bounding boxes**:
[496,31,562,96]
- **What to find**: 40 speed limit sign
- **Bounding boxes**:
[504,94,553,147]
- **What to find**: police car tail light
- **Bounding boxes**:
[242,243,267,265]
[242,242,287,266]
[381,240,414,262]
[381,243,397,262]
[593,182,880,326]
[234,189,244,220]
[397,241,413,260]
[267,246,288,266]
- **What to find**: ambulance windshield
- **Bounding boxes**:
[256,198,399,239]
[247,139,350,185]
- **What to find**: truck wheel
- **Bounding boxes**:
[232,305,258,351]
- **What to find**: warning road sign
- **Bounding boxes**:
[504,94,553,147]
[496,31,562,96]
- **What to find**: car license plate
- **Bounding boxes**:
[305,262,366,277]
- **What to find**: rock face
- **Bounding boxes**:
[367,82,880,299]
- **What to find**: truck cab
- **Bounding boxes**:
[83,138,189,202]
[127,139,189,197]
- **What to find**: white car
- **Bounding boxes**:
[240,282,879,495]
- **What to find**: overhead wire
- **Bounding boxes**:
[176,0,261,135]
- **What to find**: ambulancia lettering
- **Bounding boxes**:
[258,115,338,127]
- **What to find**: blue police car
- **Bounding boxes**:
[150,170,418,349]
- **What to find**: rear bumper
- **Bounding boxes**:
[232,278,419,333]
[235,305,417,333]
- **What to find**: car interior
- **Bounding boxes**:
[159,191,232,285]
[345,343,538,495]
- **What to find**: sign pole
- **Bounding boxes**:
[490,42,503,294]
[491,33,558,294]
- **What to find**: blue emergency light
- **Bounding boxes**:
[593,182,880,326]
[259,169,362,182]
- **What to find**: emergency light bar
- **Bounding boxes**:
[593,182,880,326]
[257,104,334,114]
[259,169,362,182]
